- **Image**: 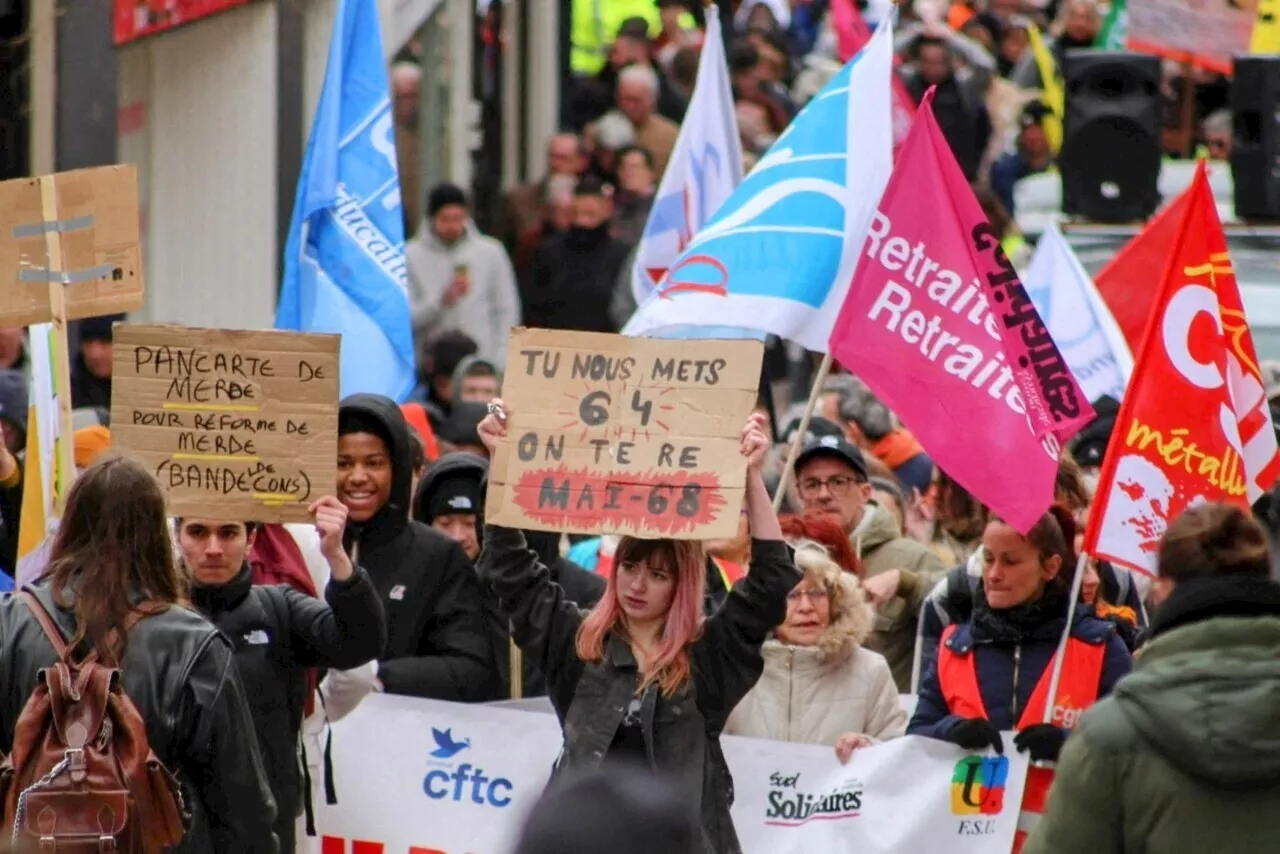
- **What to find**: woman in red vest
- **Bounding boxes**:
[908,505,1132,852]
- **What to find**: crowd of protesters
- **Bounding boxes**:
[0,1,1274,853]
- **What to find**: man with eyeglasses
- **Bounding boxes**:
[794,434,945,691]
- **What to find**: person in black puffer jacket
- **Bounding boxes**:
[416,455,605,699]
[0,456,278,853]
[338,394,497,700]
[177,497,386,854]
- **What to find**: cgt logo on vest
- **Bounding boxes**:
[764,771,864,827]
[1050,696,1086,730]
[422,728,514,808]
[951,755,1008,836]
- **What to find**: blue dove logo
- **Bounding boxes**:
[431,727,471,759]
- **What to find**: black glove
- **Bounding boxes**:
[1014,724,1067,763]
[943,717,1004,754]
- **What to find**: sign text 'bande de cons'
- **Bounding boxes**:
[486,329,764,539]
[110,324,339,523]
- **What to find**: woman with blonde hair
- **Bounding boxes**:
[476,405,799,854]
[726,541,906,762]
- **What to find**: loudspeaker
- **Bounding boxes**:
[1060,50,1162,223]
[1231,57,1280,221]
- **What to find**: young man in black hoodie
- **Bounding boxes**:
[338,393,497,699]
[416,454,606,699]
[178,495,386,854]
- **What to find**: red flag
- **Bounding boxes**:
[1093,188,1191,354]
[829,91,1093,533]
[1084,162,1280,575]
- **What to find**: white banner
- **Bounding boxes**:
[314,695,1028,854]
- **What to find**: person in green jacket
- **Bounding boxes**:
[793,435,945,691]
[1024,502,1280,854]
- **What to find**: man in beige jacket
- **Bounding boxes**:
[793,435,945,691]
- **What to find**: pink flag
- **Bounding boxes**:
[830,0,915,150]
[828,91,1095,533]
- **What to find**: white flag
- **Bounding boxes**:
[624,17,895,351]
[1024,220,1134,403]
[631,13,744,307]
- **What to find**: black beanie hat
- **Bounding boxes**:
[426,474,482,521]
[427,183,468,218]
[1069,395,1120,468]
[78,313,126,343]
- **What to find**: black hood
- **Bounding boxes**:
[414,453,489,526]
[340,393,414,548]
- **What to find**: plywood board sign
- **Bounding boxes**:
[110,324,340,523]
[486,328,764,540]
[0,165,145,327]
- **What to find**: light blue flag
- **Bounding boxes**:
[623,16,895,352]
[276,0,415,401]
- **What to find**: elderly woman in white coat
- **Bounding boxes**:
[725,542,907,762]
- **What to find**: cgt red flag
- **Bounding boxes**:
[829,90,1093,533]
[1084,162,1280,575]
[1093,187,1191,354]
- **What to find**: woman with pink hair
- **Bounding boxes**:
[477,404,798,854]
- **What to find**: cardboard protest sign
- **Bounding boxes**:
[1127,0,1253,74]
[110,324,339,523]
[486,329,764,539]
[0,165,145,327]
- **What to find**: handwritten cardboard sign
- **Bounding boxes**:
[486,329,764,540]
[109,324,339,523]
[0,165,145,327]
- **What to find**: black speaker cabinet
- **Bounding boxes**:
[1060,50,1163,223]
[1231,56,1280,221]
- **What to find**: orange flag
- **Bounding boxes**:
[1084,162,1280,575]
[1093,188,1191,354]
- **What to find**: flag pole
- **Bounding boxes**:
[771,353,834,512]
[1040,550,1088,737]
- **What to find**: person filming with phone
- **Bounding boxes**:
[406,182,522,367]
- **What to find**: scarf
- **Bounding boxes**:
[971,578,1070,645]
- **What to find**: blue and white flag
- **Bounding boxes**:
[276,0,415,401]
[1023,220,1133,403]
[623,16,894,352]
[631,12,742,307]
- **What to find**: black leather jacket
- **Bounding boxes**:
[0,584,279,853]
[480,528,800,854]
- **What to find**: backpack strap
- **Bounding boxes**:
[19,589,70,661]
[21,587,157,667]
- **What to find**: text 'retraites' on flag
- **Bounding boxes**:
[110,324,340,524]
[1085,162,1280,575]
[486,328,763,540]
[276,0,415,402]
[630,11,742,309]
[828,90,1094,534]
[622,16,894,352]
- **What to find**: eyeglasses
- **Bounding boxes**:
[786,588,831,603]
[797,475,861,498]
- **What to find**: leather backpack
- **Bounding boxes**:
[0,591,188,852]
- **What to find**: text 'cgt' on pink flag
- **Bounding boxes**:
[827,89,1095,534]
